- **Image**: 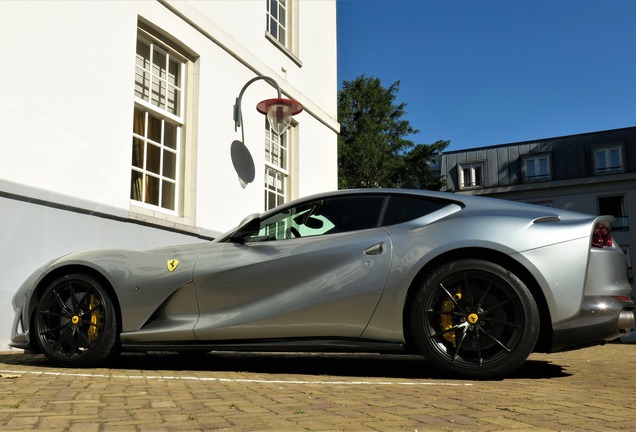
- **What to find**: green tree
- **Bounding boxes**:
[338,75,449,190]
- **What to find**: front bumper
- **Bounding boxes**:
[9,305,32,351]
[551,296,635,352]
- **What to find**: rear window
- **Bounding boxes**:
[382,195,448,226]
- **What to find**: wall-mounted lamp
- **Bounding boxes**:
[233,76,303,143]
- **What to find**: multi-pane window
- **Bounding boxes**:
[524,155,551,182]
[266,0,288,47]
[265,122,289,211]
[460,163,484,189]
[131,32,185,212]
[594,146,623,175]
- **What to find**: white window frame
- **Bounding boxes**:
[266,0,288,48]
[523,154,552,182]
[594,145,623,175]
[264,122,290,211]
[265,0,301,64]
[459,162,485,189]
[131,30,186,215]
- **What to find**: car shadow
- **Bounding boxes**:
[0,351,569,381]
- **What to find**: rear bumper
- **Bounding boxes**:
[550,296,635,352]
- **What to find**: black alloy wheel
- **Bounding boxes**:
[35,273,119,367]
[411,259,540,379]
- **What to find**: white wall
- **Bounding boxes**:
[0,1,138,208]
[0,0,338,231]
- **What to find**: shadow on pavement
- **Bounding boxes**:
[0,351,569,381]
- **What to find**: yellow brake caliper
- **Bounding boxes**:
[87,295,103,344]
[440,290,461,346]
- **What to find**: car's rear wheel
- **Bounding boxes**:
[411,259,539,379]
[34,273,119,367]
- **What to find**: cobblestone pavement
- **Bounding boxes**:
[0,344,634,431]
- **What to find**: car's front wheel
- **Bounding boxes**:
[34,273,119,367]
[410,259,540,379]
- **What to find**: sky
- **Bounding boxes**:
[336,0,636,152]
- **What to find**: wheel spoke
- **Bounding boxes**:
[87,302,104,314]
[39,310,68,319]
[68,327,78,357]
[77,327,94,349]
[482,296,514,316]
[68,282,78,311]
[53,290,73,315]
[461,271,477,306]
[424,309,463,318]
[483,316,522,329]
[478,325,512,352]
[476,275,497,310]
[53,325,72,353]
[77,288,93,310]
[439,283,463,309]
[83,317,104,331]
[40,321,71,337]
[452,326,469,362]
[429,322,465,339]
[475,326,484,366]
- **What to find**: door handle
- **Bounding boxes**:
[364,242,384,255]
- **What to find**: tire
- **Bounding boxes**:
[34,273,119,367]
[410,259,539,379]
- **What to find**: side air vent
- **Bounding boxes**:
[533,216,560,224]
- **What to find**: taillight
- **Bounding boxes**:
[592,223,613,248]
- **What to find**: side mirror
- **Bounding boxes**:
[229,213,261,244]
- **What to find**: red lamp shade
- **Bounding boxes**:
[256,98,303,135]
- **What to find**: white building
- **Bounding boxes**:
[0,1,338,347]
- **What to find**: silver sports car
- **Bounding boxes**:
[10,189,635,378]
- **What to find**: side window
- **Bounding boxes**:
[247,196,385,242]
[382,195,448,226]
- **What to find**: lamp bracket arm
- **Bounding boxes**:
[233,76,283,131]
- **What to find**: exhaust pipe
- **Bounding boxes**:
[618,309,635,331]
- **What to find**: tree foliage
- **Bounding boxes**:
[338,76,449,190]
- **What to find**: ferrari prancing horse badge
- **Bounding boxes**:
[167,259,179,272]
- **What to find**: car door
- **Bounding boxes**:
[192,194,392,341]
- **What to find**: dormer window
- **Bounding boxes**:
[459,162,485,189]
[523,154,551,182]
[594,145,623,175]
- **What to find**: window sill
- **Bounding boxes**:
[265,32,303,67]
[129,203,207,238]
[595,170,625,176]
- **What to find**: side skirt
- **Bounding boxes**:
[121,338,407,354]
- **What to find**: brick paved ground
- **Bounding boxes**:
[0,344,634,431]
